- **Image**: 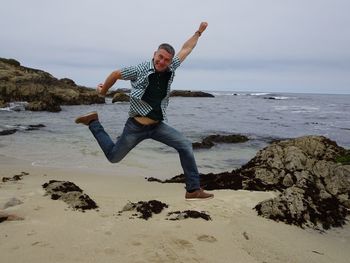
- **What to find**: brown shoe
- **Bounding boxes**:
[185,188,214,201]
[75,111,98,125]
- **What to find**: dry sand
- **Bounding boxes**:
[1,156,350,263]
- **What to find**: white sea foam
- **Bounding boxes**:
[268,96,291,100]
[250,92,270,96]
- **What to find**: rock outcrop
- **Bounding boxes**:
[193,134,249,149]
[112,92,130,103]
[240,136,350,229]
[148,135,350,229]
[170,90,214,97]
[107,88,131,97]
[0,58,105,112]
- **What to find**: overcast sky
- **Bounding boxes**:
[1,0,350,94]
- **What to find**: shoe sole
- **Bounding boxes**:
[75,111,97,124]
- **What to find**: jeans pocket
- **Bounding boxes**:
[125,118,143,132]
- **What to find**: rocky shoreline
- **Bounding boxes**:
[0,57,215,111]
[0,58,104,112]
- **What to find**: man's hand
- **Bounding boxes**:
[198,22,208,34]
[97,70,121,96]
[96,83,106,96]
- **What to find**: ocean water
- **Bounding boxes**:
[1,92,349,179]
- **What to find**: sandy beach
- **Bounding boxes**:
[1,156,350,263]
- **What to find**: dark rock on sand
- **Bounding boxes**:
[118,200,211,221]
[42,180,98,211]
[119,200,168,220]
[166,210,211,221]
[147,170,243,190]
[0,57,105,112]
[2,172,29,182]
[170,90,214,97]
[0,215,7,223]
[193,134,249,149]
[0,211,24,223]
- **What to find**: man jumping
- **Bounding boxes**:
[75,22,213,200]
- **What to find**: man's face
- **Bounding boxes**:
[153,49,173,72]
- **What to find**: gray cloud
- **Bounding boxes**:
[1,0,350,94]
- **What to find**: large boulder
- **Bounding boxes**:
[238,136,350,229]
[239,136,347,191]
[0,58,105,112]
[25,100,61,112]
[112,92,130,103]
[107,88,131,97]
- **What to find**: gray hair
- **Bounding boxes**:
[158,43,175,57]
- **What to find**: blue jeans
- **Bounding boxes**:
[89,118,200,191]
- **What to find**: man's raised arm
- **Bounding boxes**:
[177,22,208,63]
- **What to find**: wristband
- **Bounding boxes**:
[195,31,202,36]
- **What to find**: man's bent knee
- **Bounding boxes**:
[106,154,124,164]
